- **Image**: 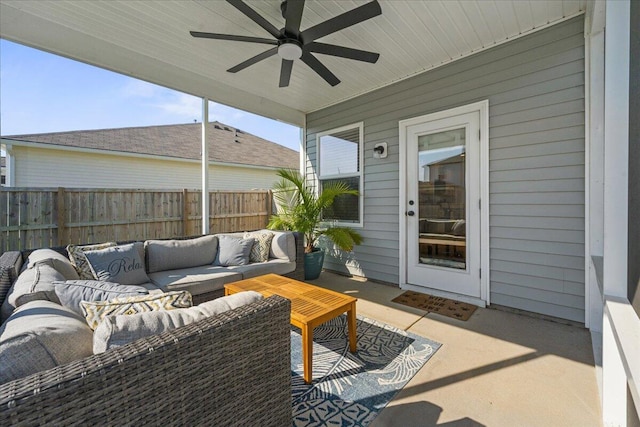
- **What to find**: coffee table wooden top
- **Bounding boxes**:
[224,273,357,329]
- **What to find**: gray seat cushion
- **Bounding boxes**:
[147,266,243,296]
[0,300,93,384]
[228,259,296,279]
[136,282,165,294]
[54,280,150,316]
[145,235,218,273]
[93,291,263,353]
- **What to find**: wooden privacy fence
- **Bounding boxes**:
[0,188,273,253]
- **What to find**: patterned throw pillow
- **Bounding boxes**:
[83,243,149,286]
[243,231,275,263]
[67,242,117,280]
[80,291,192,330]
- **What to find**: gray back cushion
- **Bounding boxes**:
[54,280,150,316]
[1,262,67,323]
[93,291,263,353]
[0,300,93,384]
[214,236,254,266]
[145,235,218,273]
[83,242,149,286]
[270,231,296,262]
[23,249,79,280]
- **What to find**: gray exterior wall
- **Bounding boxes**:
[629,1,640,318]
[306,17,586,322]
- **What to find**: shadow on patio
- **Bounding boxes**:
[308,271,602,427]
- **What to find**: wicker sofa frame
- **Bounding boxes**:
[0,292,292,426]
[0,232,301,425]
[0,231,304,305]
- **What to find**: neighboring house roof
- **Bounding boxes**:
[428,154,464,167]
[1,122,298,169]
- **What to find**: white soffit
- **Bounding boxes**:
[0,1,586,126]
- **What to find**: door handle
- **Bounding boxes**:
[406,211,415,216]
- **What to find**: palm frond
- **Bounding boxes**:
[267,168,363,253]
[322,227,364,252]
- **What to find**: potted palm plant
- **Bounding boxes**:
[267,168,363,280]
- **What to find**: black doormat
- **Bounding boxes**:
[392,290,477,321]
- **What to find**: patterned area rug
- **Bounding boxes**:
[291,315,441,427]
[392,290,478,321]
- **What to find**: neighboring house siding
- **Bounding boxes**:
[12,146,279,190]
[306,17,585,322]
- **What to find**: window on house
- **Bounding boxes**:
[317,123,363,226]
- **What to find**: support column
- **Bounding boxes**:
[585,0,605,331]
[202,99,210,235]
[601,1,632,425]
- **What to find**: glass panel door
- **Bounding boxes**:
[404,106,481,299]
[417,128,467,270]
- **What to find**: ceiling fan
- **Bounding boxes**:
[190,0,382,87]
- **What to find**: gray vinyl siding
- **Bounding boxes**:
[306,17,585,322]
[629,0,640,317]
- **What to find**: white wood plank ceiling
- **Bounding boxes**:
[0,1,586,126]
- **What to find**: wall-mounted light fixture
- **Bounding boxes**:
[373,142,388,159]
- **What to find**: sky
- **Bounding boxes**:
[0,39,301,152]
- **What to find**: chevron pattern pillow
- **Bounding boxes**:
[243,231,274,263]
[67,242,117,280]
[80,291,192,330]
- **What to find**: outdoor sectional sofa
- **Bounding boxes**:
[0,229,303,425]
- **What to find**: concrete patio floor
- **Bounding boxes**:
[308,271,603,427]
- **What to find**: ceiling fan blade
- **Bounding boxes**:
[300,0,381,43]
[279,59,294,87]
[227,0,281,39]
[284,0,305,37]
[190,32,278,45]
[227,47,278,73]
[301,52,340,86]
[307,42,379,63]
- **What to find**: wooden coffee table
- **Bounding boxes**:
[224,273,357,384]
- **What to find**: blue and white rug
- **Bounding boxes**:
[291,315,441,427]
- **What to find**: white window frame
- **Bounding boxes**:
[316,122,364,228]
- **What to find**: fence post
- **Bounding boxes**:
[57,187,66,246]
[182,188,189,236]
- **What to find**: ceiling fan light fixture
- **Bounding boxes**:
[278,42,302,60]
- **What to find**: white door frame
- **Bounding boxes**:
[399,100,490,306]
